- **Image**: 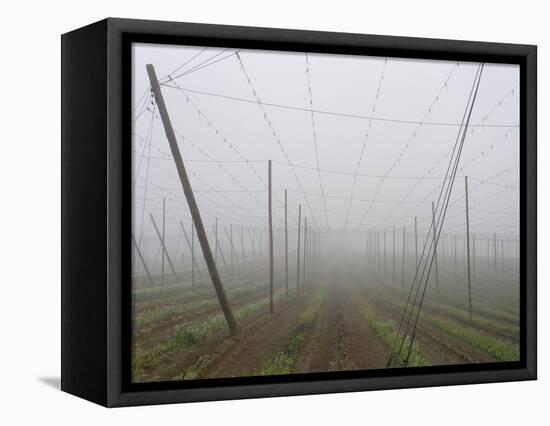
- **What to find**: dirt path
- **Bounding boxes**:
[293,283,389,373]
[198,295,313,379]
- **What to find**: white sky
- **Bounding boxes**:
[131,42,520,254]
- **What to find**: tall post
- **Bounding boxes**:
[501,238,504,271]
[224,226,237,282]
[268,160,274,315]
[383,230,387,274]
[150,214,179,282]
[377,231,381,273]
[179,221,200,272]
[230,224,234,282]
[132,234,155,287]
[146,64,237,334]
[251,229,256,258]
[432,201,440,307]
[487,237,491,271]
[284,189,288,299]
[392,226,396,286]
[464,176,473,321]
[310,228,313,282]
[414,216,418,268]
[191,221,195,288]
[161,197,166,289]
[211,225,230,275]
[296,205,302,295]
[494,232,498,271]
[402,226,406,289]
[240,225,245,271]
[303,218,308,290]
[472,234,476,283]
[454,234,457,287]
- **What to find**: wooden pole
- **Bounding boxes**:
[392,226,396,286]
[240,225,245,271]
[472,234,476,283]
[284,189,288,299]
[402,226,406,289]
[178,221,200,272]
[251,228,256,259]
[494,232,498,271]
[224,226,236,282]
[297,205,302,295]
[414,216,418,268]
[501,238,504,271]
[383,230,386,274]
[303,218,308,290]
[211,225,230,275]
[172,228,185,270]
[377,231,381,273]
[268,160,274,315]
[309,227,313,283]
[146,64,237,334]
[432,201,440,307]
[454,234,457,287]
[132,234,155,287]
[465,176,473,321]
[150,214,179,282]
[161,197,166,289]
[191,221,195,288]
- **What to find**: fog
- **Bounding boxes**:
[130,42,519,288]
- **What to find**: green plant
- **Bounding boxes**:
[260,289,326,376]
[352,293,430,367]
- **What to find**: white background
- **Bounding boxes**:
[0,0,546,423]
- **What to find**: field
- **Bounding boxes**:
[130,45,520,383]
[132,247,519,382]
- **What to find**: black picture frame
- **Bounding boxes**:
[61,17,537,407]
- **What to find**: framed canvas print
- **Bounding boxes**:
[61,18,537,407]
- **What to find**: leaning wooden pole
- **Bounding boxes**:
[211,225,230,275]
[150,214,179,282]
[131,234,155,287]
[296,205,302,296]
[224,227,236,282]
[268,160,274,315]
[146,64,237,334]
[178,221,200,272]
[284,189,289,299]
[464,176,473,321]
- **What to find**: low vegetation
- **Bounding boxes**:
[352,292,430,367]
[260,288,327,376]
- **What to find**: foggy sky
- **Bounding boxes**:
[131,43,520,254]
